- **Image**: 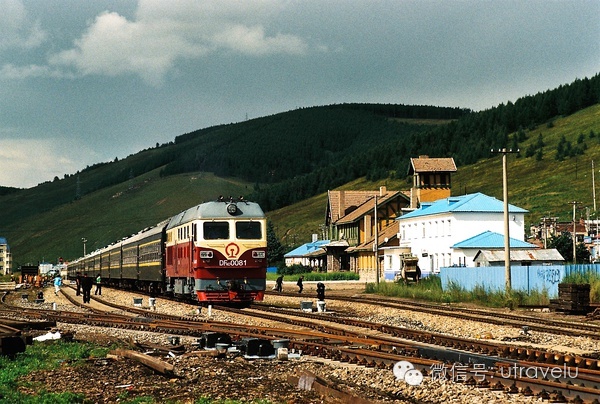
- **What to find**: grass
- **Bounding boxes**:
[266,272,359,282]
[563,270,600,302]
[365,275,550,308]
[453,104,600,224]
[0,340,104,403]
[0,340,275,404]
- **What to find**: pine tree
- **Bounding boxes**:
[266,221,285,267]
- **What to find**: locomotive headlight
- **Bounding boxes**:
[226,203,238,215]
[252,251,266,259]
[200,251,213,259]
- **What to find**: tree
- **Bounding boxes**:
[266,221,285,267]
[535,148,543,161]
[549,231,590,264]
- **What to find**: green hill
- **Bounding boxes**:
[7,170,254,266]
[2,104,455,266]
[270,104,600,247]
[1,74,600,267]
[453,103,600,223]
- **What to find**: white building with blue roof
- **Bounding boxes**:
[396,192,529,273]
[284,239,330,269]
[452,230,539,266]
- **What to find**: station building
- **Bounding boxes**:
[396,192,529,273]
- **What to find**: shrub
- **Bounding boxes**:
[276,264,312,276]
[365,276,550,307]
[302,271,359,281]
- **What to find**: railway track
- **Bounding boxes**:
[4,288,600,403]
[267,290,600,339]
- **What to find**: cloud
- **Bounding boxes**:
[0,0,46,50]
[0,138,95,188]
[45,0,309,85]
[0,63,69,80]
[213,25,308,55]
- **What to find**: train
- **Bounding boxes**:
[67,197,268,305]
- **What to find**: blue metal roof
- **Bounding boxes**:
[398,192,528,220]
[452,230,536,249]
[0,237,7,245]
[284,240,330,257]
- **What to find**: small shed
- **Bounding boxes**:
[473,249,565,267]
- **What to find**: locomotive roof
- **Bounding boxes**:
[167,200,265,229]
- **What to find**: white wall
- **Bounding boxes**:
[398,211,526,272]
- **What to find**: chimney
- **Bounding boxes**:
[379,186,386,196]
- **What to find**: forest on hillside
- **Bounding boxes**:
[1,75,598,223]
[44,74,600,213]
[160,104,467,183]
[249,74,600,211]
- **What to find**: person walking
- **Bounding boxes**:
[296,275,304,293]
[53,275,62,296]
[95,274,102,295]
[81,273,93,303]
[275,275,284,292]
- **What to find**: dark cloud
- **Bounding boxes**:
[0,0,598,187]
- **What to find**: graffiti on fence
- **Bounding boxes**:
[537,267,561,284]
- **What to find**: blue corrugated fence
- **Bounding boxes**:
[564,263,600,277]
[441,263,600,297]
[440,265,566,297]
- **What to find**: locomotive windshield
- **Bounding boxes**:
[203,222,229,240]
[236,221,262,240]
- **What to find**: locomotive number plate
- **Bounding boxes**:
[219,259,247,266]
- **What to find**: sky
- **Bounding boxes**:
[0,0,598,189]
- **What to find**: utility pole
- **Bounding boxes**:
[82,238,87,256]
[491,148,519,293]
[542,217,547,249]
[593,160,597,212]
[570,201,579,264]
[374,195,379,285]
[540,216,558,249]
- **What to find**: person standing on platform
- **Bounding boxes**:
[95,274,102,295]
[75,272,82,296]
[316,282,325,301]
[81,273,93,303]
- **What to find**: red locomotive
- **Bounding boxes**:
[67,197,267,305]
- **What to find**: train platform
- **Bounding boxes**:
[55,284,121,312]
